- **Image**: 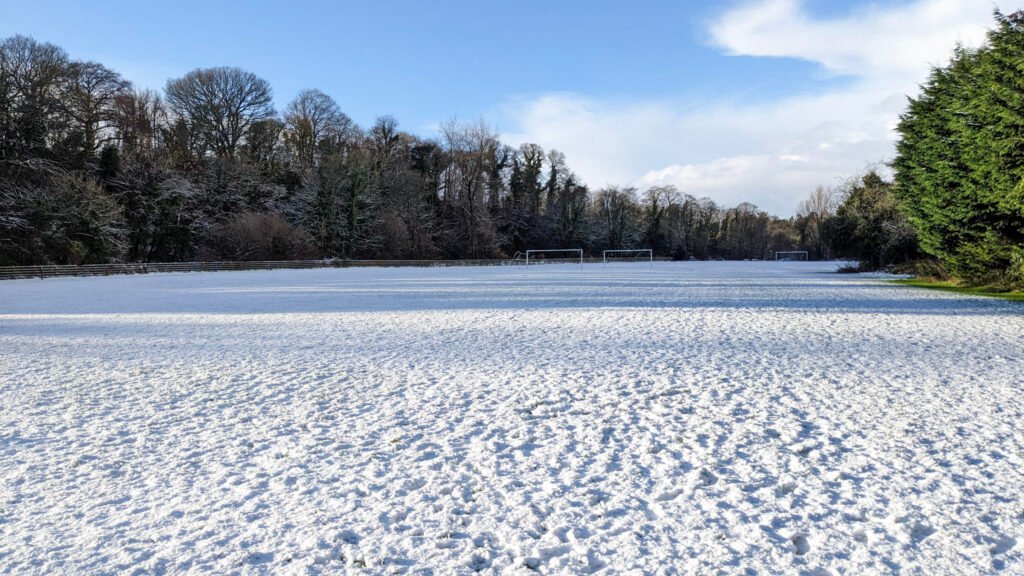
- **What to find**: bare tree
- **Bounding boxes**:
[797,185,839,259]
[642,185,677,253]
[718,202,770,259]
[0,35,69,167]
[201,212,316,261]
[283,88,354,169]
[438,119,501,258]
[242,118,284,169]
[369,115,400,167]
[111,89,166,152]
[546,173,590,248]
[593,186,641,250]
[60,61,132,154]
[799,185,838,218]
[165,67,275,159]
[518,143,545,215]
[543,149,568,209]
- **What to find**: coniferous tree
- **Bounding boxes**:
[895,12,1024,286]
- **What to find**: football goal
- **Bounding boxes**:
[524,249,584,266]
[602,249,653,266]
[774,251,809,261]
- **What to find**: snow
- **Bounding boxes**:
[0,261,1022,575]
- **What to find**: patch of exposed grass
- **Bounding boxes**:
[892,279,1024,302]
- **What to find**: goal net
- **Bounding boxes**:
[524,249,584,266]
[774,251,809,261]
[602,249,653,266]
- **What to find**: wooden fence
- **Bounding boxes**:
[0,254,676,280]
[0,257,655,280]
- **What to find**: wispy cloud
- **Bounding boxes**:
[502,0,1008,215]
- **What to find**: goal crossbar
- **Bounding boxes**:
[525,249,583,266]
[602,249,653,266]
[774,251,809,261]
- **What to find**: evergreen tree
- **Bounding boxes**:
[895,12,1024,286]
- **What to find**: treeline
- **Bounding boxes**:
[6,15,1016,279]
[2,34,884,267]
[894,12,1024,288]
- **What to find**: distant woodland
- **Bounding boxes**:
[2,13,1022,287]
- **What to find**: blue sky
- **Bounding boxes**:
[1,0,856,128]
[0,0,1012,214]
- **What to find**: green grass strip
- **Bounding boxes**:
[891,279,1024,302]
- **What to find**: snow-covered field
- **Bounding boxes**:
[1,262,1022,575]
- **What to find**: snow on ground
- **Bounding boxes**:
[1,262,1022,575]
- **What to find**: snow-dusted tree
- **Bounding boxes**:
[0,172,124,264]
[301,148,381,258]
[718,202,771,260]
[592,186,642,251]
[437,120,502,258]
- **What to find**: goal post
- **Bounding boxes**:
[602,249,653,266]
[524,249,583,266]
[774,251,809,261]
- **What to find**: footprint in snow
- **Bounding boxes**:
[791,534,811,556]
[990,535,1016,556]
[655,488,685,502]
[466,552,493,571]
[909,521,935,543]
[792,442,815,458]
[842,509,868,523]
[775,481,798,498]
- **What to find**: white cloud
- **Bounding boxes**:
[501,0,1011,215]
[709,0,991,79]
